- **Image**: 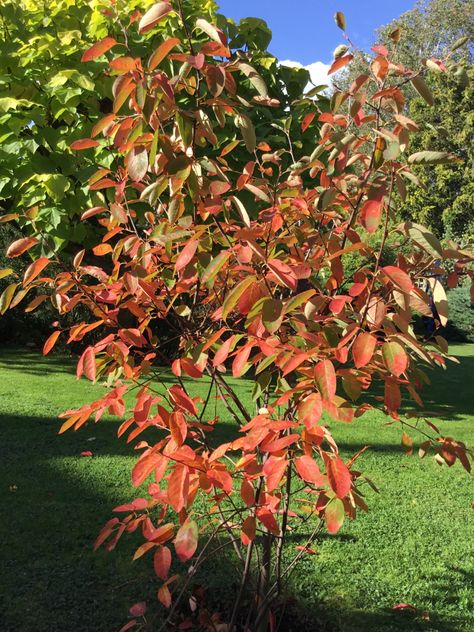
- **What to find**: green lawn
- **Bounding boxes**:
[0,345,473,632]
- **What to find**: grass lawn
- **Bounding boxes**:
[0,344,473,632]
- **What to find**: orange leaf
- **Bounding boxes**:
[43,330,61,355]
[263,456,288,492]
[213,335,235,367]
[81,37,118,62]
[232,344,252,378]
[157,584,172,608]
[301,112,316,133]
[23,257,50,286]
[70,138,100,150]
[148,37,181,71]
[241,516,256,545]
[298,392,323,429]
[109,56,137,72]
[82,346,97,382]
[382,266,413,293]
[328,54,353,75]
[6,237,38,258]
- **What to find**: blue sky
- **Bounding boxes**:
[218,0,417,84]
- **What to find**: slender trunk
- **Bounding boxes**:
[256,530,273,632]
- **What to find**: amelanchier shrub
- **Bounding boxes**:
[1,2,473,630]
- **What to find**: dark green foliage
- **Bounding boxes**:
[445,284,474,342]
[403,67,474,242]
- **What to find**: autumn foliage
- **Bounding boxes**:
[1,1,473,630]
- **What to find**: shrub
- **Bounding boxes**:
[1,3,473,630]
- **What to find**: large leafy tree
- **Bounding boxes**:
[404,66,473,241]
[0,0,320,251]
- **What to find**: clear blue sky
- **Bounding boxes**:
[218,0,417,65]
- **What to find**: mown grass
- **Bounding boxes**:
[0,345,472,632]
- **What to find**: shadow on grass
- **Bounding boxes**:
[1,408,472,632]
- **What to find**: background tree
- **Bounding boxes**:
[336,0,473,242]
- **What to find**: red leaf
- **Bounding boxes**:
[138,2,173,34]
[392,603,416,612]
[241,516,256,545]
[240,479,255,507]
[315,359,337,401]
[256,508,279,534]
[382,266,413,293]
[360,197,383,233]
[295,455,325,485]
[213,335,234,367]
[267,259,298,291]
[129,602,146,617]
[326,456,351,498]
[384,379,401,412]
[81,37,118,62]
[382,341,408,377]
[263,457,288,492]
[328,54,354,75]
[352,332,377,368]
[154,546,171,580]
[174,519,198,562]
[232,344,252,378]
[82,347,97,382]
[43,330,61,355]
[301,112,316,133]
[169,386,198,416]
[371,44,388,57]
[176,239,198,271]
[70,138,100,150]
[6,237,38,258]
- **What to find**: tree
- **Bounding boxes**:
[335,0,473,241]
[0,0,320,251]
[2,3,473,630]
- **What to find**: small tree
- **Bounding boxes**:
[2,2,473,630]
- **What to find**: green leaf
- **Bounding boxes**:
[410,75,434,106]
[404,222,443,259]
[262,298,283,333]
[408,151,460,165]
[222,276,256,320]
[237,63,268,97]
[42,174,70,201]
[235,113,256,153]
